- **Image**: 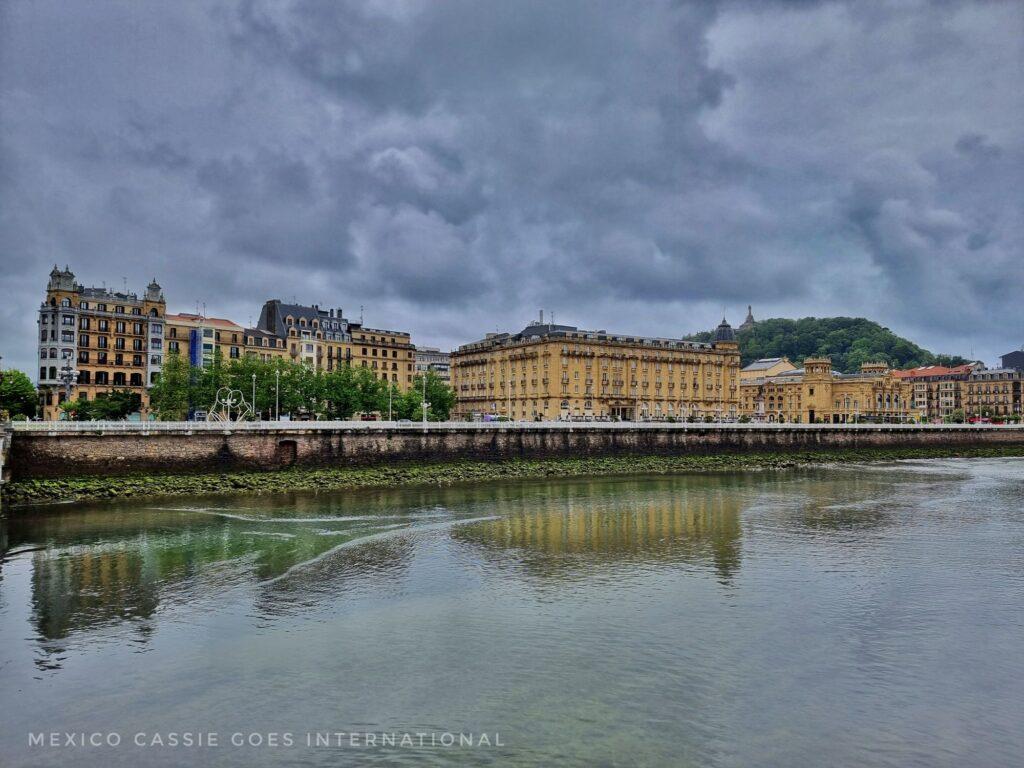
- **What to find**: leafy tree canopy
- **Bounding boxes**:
[148,354,457,421]
[61,390,142,421]
[0,368,37,419]
[686,317,968,373]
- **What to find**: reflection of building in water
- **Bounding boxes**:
[30,546,160,641]
[14,504,417,647]
[452,478,744,582]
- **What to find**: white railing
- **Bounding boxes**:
[9,420,1024,433]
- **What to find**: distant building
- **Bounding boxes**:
[738,305,756,332]
[37,266,165,420]
[1001,349,1024,372]
[741,358,914,423]
[415,347,451,384]
[740,357,797,382]
[964,368,1022,418]
[164,313,246,367]
[891,364,979,420]
[451,314,741,421]
[256,300,416,389]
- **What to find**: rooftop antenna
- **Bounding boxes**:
[122,276,127,293]
[202,302,207,320]
[360,305,364,324]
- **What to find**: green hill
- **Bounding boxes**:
[686,317,967,373]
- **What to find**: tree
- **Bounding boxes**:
[685,316,967,373]
[0,369,37,419]
[61,390,141,421]
[149,351,191,420]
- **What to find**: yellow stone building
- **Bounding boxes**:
[451,317,741,421]
[255,300,416,389]
[164,313,249,367]
[740,357,915,423]
[739,356,797,382]
[37,267,166,420]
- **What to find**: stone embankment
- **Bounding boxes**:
[6,421,1024,481]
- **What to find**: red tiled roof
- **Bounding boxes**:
[893,364,973,379]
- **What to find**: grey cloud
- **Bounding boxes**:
[0,0,1022,374]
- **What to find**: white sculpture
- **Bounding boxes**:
[207,387,254,422]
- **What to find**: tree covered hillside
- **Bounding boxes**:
[687,317,967,373]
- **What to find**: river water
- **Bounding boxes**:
[1,458,1022,767]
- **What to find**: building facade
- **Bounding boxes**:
[964,368,1022,418]
[164,313,247,367]
[891,364,977,421]
[451,317,741,421]
[256,300,416,389]
[415,347,451,384]
[740,358,915,423]
[242,327,289,363]
[37,267,165,420]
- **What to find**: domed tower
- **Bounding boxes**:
[713,317,737,345]
[712,318,741,420]
[145,278,163,303]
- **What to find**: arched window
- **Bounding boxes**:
[60,298,71,307]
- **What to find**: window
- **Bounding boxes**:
[62,315,74,326]
[60,298,71,307]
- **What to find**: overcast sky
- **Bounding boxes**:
[1,0,1021,373]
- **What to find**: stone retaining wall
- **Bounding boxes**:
[8,424,1024,480]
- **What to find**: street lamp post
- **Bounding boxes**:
[251,373,257,420]
[388,384,393,421]
[421,373,430,426]
[275,369,280,420]
[58,361,78,417]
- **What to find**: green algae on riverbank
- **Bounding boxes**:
[4,445,1024,508]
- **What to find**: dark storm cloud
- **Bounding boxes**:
[0,0,1021,373]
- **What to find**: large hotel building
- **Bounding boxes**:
[451,315,741,421]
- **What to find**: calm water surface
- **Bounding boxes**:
[1,458,1023,767]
